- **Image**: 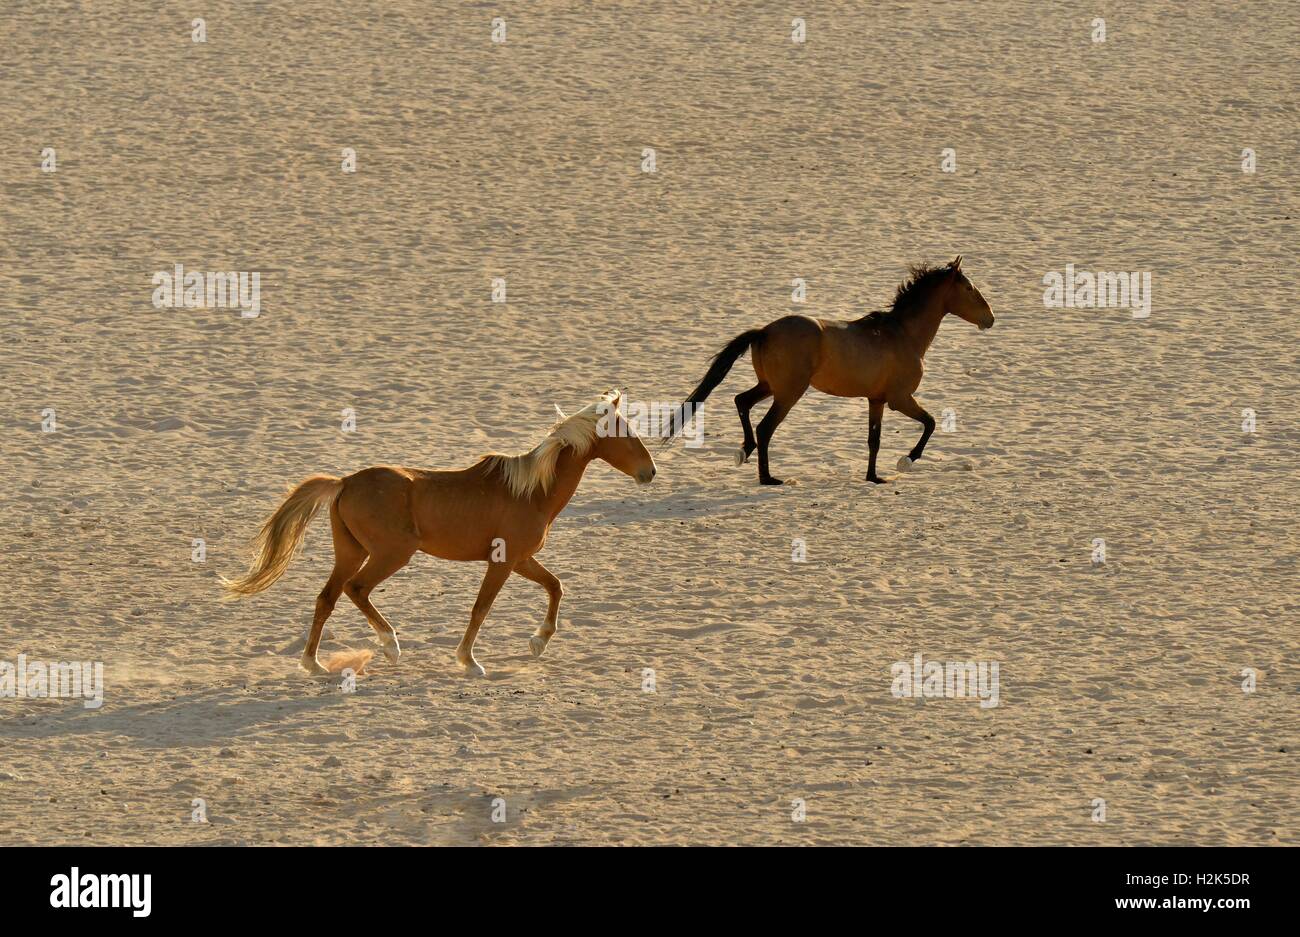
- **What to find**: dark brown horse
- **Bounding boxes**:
[668,257,993,484]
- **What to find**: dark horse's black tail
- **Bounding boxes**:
[663,328,764,441]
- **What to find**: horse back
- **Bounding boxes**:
[809,317,908,399]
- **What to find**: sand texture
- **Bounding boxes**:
[0,2,1296,845]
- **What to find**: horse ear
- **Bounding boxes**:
[605,388,622,406]
[951,254,963,272]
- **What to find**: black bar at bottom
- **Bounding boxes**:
[0,845,1284,923]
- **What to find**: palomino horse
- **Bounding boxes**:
[668,257,993,484]
[224,390,656,676]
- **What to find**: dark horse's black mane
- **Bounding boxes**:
[854,262,954,327]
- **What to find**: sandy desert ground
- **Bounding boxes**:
[1,1,1296,845]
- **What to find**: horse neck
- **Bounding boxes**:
[537,445,594,519]
[901,289,949,356]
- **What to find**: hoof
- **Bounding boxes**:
[459,658,486,678]
[529,634,552,658]
[896,456,913,473]
[759,477,785,486]
[381,636,401,663]
[734,447,750,466]
[866,474,887,485]
[299,656,329,676]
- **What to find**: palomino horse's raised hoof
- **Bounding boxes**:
[896,456,914,473]
[299,655,330,676]
[734,447,749,466]
[381,635,401,663]
[529,634,552,658]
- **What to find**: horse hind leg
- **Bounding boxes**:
[751,323,816,485]
[734,382,771,465]
[343,543,417,664]
[302,507,367,675]
[755,387,808,485]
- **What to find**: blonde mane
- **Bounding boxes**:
[480,396,611,498]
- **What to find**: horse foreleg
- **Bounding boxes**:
[457,560,513,676]
[866,398,886,484]
[514,556,562,658]
[890,394,936,470]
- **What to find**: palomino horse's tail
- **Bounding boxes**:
[222,474,344,597]
[663,328,764,441]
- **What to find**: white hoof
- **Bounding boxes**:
[896,456,913,473]
[381,635,401,663]
[734,447,749,466]
[300,655,329,676]
[529,634,551,658]
[459,658,486,677]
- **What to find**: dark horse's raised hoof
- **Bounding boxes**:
[865,473,887,485]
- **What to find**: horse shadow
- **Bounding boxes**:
[0,682,346,748]
[564,460,793,526]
